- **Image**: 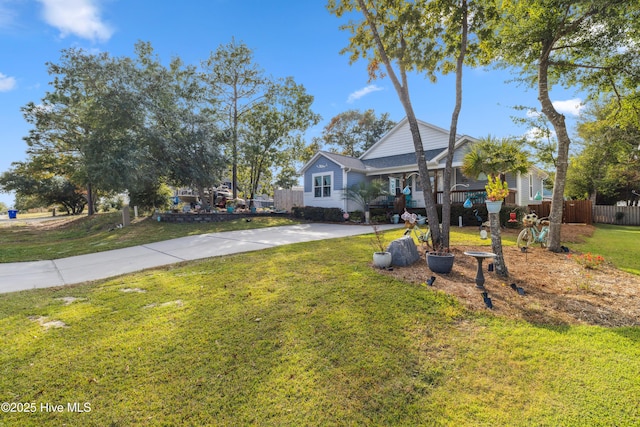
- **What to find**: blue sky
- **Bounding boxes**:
[0,0,585,208]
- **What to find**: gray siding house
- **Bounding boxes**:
[299,117,548,212]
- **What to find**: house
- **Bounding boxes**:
[299,117,548,213]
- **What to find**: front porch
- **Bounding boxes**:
[370,189,517,210]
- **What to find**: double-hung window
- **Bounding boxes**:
[314,174,331,197]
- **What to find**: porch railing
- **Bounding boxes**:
[436,190,485,204]
[371,190,516,209]
[436,190,516,205]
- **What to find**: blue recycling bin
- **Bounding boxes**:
[8,209,17,219]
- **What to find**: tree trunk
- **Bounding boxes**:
[538,54,569,253]
[86,182,94,216]
[406,105,441,247]
[356,0,440,247]
[196,185,206,209]
[442,0,468,250]
[232,104,239,200]
[489,211,508,277]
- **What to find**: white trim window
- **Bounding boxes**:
[313,173,332,198]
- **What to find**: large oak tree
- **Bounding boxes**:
[491,0,639,251]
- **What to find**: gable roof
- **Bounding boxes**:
[321,151,367,170]
[361,149,444,170]
[430,136,478,163]
[360,117,462,160]
[298,150,367,175]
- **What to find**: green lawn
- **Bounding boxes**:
[570,224,640,275]
[0,212,300,262]
[1,229,639,426]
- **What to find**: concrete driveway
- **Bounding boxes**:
[0,223,400,294]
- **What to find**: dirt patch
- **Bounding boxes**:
[29,316,68,329]
[143,300,184,309]
[121,288,147,293]
[379,225,640,327]
[56,296,85,305]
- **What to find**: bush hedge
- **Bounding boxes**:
[291,206,345,222]
[293,204,529,226]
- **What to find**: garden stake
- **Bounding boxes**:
[482,291,493,309]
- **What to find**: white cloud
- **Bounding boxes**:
[552,98,584,116]
[37,0,113,42]
[347,84,383,103]
[524,126,555,141]
[0,72,16,91]
[526,109,541,118]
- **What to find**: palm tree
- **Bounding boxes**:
[343,180,388,224]
[462,135,531,182]
[462,136,531,277]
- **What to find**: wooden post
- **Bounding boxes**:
[122,205,131,227]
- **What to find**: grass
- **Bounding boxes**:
[1,211,52,219]
[570,224,640,275]
[0,212,300,262]
[0,211,521,263]
[1,228,639,425]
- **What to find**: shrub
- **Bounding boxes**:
[129,183,172,213]
[323,208,345,222]
[290,206,345,222]
[371,215,388,223]
[349,210,364,222]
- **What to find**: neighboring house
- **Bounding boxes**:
[299,117,548,212]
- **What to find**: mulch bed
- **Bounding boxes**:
[378,225,640,327]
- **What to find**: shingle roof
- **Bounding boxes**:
[361,149,445,169]
[320,151,367,170]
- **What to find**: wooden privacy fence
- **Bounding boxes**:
[593,205,640,225]
[526,201,640,225]
[565,200,593,224]
[527,200,593,225]
[274,189,303,212]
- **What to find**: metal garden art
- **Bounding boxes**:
[402,210,430,249]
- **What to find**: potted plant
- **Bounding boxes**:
[371,226,392,269]
[426,250,455,274]
[485,175,509,213]
[225,199,235,213]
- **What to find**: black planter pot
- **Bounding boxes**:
[426,252,455,274]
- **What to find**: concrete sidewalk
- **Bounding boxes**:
[0,223,400,294]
